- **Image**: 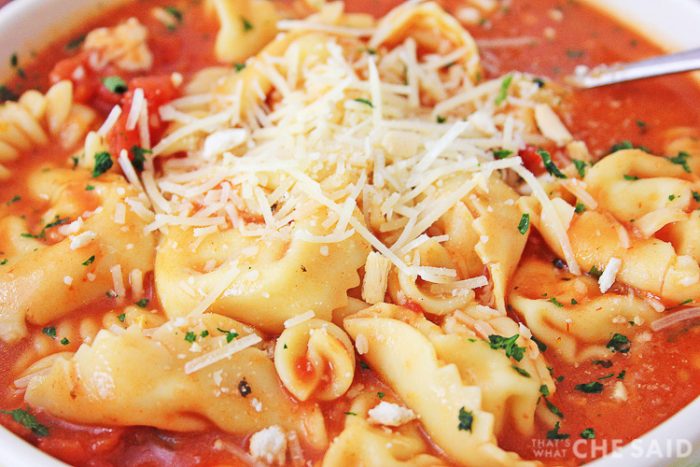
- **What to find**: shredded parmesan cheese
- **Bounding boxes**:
[598,257,622,293]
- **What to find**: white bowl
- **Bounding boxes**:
[0,1,699,465]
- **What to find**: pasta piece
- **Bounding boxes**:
[322,394,446,467]
[155,207,370,333]
[0,81,96,180]
[274,319,355,401]
[209,0,279,64]
[24,313,328,449]
[369,1,481,83]
[509,257,659,363]
[388,239,475,315]
[343,304,537,466]
[0,169,156,343]
[84,17,153,71]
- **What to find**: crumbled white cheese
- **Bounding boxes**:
[69,230,97,250]
[249,425,287,466]
[367,401,416,427]
[355,334,369,355]
[612,381,628,402]
[598,257,622,294]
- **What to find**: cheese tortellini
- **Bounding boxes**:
[24,313,328,449]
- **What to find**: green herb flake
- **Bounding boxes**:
[233,62,246,72]
[217,327,239,343]
[547,421,570,440]
[92,151,113,178]
[538,149,566,179]
[610,140,634,153]
[436,115,447,124]
[597,373,614,380]
[692,191,700,202]
[548,297,564,308]
[85,184,95,191]
[0,259,7,266]
[493,149,513,160]
[101,76,128,94]
[65,34,86,51]
[60,337,70,346]
[606,333,631,354]
[539,384,550,397]
[165,6,183,23]
[545,398,563,418]
[668,194,677,201]
[572,159,587,178]
[565,49,585,59]
[0,85,18,103]
[135,298,149,308]
[580,428,596,439]
[680,298,693,306]
[593,359,613,368]
[668,151,691,173]
[377,392,385,399]
[457,407,474,432]
[512,365,531,377]
[131,146,152,172]
[42,327,56,339]
[241,16,254,32]
[575,202,586,214]
[532,336,547,352]
[617,370,626,380]
[184,331,197,343]
[82,255,95,266]
[518,213,530,235]
[6,195,21,206]
[0,408,49,437]
[200,330,209,338]
[117,313,126,323]
[495,74,513,106]
[344,411,357,416]
[488,334,525,362]
[570,298,578,305]
[623,174,639,181]
[589,266,603,279]
[360,360,370,370]
[353,97,373,108]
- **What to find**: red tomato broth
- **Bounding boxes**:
[0,0,699,466]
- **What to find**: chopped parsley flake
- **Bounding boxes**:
[488,334,525,362]
[537,149,566,179]
[233,62,246,72]
[184,331,197,343]
[532,336,547,352]
[606,333,631,353]
[592,359,613,368]
[135,298,149,308]
[131,146,151,172]
[60,337,70,346]
[692,191,700,202]
[217,328,239,343]
[200,330,209,338]
[518,213,530,235]
[42,327,56,339]
[589,266,603,278]
[0,408,48,437]
[85,184,95,191]
[548,297,564,308]
[624,174,639,181]
[680,298,693,306]
[575,202,586,214]
[547,421,570,440]
[353,97,373,108]
[668,194,677,201]
[92,152,113,178]
[241,16,254,31]
[164,6,183,25]
[580,427,596,439]
[668,151,691,173]
[545,398,563,418]
[65,34,86,51]
[436,115,446,124]
[617,370,626,380]
[0,259,7,266]
[512,365,530,377]
[571,298,578,305]
[495,74,513,105]
[359,360,369,370]
[457,407,474,431]
[539,384,550,397]
[101,76,128,94]
[572,159,587,177]
[552,258,565,269]
[377,392,385,399]
[0,85,18,102]
[117,313,126,323]
[575,381,604,393]
[82,255,95,266]
[344,411,357,416]
[610,140,634,152]
[493,149,513,159]
[6,195,21,205]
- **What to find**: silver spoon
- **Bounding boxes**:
[566,47,700,88]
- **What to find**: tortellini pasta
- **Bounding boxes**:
[83,17,153,71]
[24,313,328,449]
[0,168,156,343]
[209,0,279,64]
[343,304,539,466]
[274,318,355,401]
[155,206,370,333]
[509,257,659,363]
[323,394,446,467]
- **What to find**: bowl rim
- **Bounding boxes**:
[0,0,699,465]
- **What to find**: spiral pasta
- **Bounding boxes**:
[0,81,96,180]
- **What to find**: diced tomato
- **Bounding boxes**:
[518,144,546,175]
[106,75,180,157]
[49,53,97,103]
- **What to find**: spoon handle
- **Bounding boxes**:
[567,47,700,88]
